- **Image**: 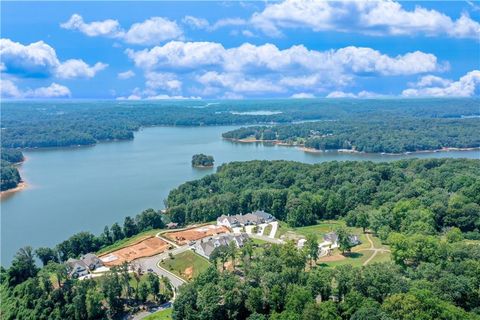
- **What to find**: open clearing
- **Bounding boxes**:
[163,225,229,245]
[97,228,164,256]
[143,308,172,320]
[159,250,211,281]
[99,236,170,266]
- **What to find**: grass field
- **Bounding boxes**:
[263,224,273,236]
[160,250,211,281]
[143,308,172,320]
[276,220,346,239]
[97,228,164,255]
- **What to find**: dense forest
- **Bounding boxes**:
[1,149,24,191]
[222,118,480,153]
[172,237,480,320]
[192,154,215,167]
[166,159,480,234]
[2,98,478,149]
[0,208,172,319]
[167,158,480,320]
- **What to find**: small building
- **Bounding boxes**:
[322,232,360,248]
[195,233,249,259]
[66,253,103,278]
[166,222,179,229]
[217,210,275,228]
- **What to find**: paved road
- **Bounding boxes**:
[136,245,190,290]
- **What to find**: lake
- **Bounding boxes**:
[1,125,478,264]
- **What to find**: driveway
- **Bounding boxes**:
[136,245,190,290]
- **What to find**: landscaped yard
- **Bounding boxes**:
[276,220,346,240]
[159,250,211,281]
[143,308,172,320]
[263,224,273,236]
[97,228,164,255]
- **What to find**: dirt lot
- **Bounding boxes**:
[99,236,170,266]
[164,225,229,245]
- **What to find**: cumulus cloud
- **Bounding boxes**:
[127,41,442,76]
[56,60,107,79]
[326,90,382,98]
[0,38,107,79]
[117,70,135,80]
[402,70,480,97]
[182,16,209,29]
[291,92,316,99]
[61,14,183,45]
[145,72,182,92]
[61,14,123,37]
[250,0,480,39]
[126,41,443,97]
[0,79,71,99]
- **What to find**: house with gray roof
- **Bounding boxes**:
[322,232,360,248]
[66,253,103,278]
[194,233,249,259]
[217,210,275,228]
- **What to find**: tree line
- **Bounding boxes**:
[2,98,478,149]
[166,159,480,236]
[222,118,480,153]
[172,235,480,320]
[1,148,24,191]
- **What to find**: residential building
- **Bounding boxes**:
[194,233,249,259]
[217,210,275,228]
[66,253,103,278]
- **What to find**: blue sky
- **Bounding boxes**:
[1,1,479,99]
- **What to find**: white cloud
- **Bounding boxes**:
[291,92,315,99]
[0,79,22,98]
[0,79,71,99]
[410,75,452,88]
[61,14,183,45]
[197,71,283,94]
[127,41,442,76]
[402,70,480,97]
[56,60,108,79]
[26,83,71,98]
[182,16,209,29]
[126,40,445,98]
[117,70,135,80]
[123,17,183,45]
[145,94,201,100]
[0,38,107,79]
[60,14,123,37]
[326,90,381,98]
[250,0,480,39]
[145,72,182,92]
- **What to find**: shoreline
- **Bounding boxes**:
[224,138,480,155]
[0,182,27,199]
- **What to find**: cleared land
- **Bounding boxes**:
[160,250,211,281]
[163,225,229,245]
[99,236,170,266]
[97,228,164,255]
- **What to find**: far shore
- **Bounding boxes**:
[224,137,480,156]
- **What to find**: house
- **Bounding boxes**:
[217,210,275,228]
[166,222,178,229]
[66,253,103,278]
[194,233,249,259]
[322,232,360,248]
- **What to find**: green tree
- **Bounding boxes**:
[8,246,38,286]
[123,216,138,238]
[305,233,319,267]
[35,247,58,266]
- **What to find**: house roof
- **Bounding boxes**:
[198,233,249,257]
[80,253,102,267]
[217,211,275,226]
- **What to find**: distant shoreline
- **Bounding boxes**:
[224,138,480,155]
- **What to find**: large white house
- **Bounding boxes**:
[217,210,275,228]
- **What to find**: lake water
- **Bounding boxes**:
[1,125,478,264]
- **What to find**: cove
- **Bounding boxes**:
[1,125,478,265]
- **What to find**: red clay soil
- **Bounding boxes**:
[164,225,229,245]
[99,236,169,266]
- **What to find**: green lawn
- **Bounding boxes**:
[143,308,172,320]
[294,220,346,237]
[318,250,374,268]
[159,250,210,281]
[97,228,164,255]
[263,224,273,236]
